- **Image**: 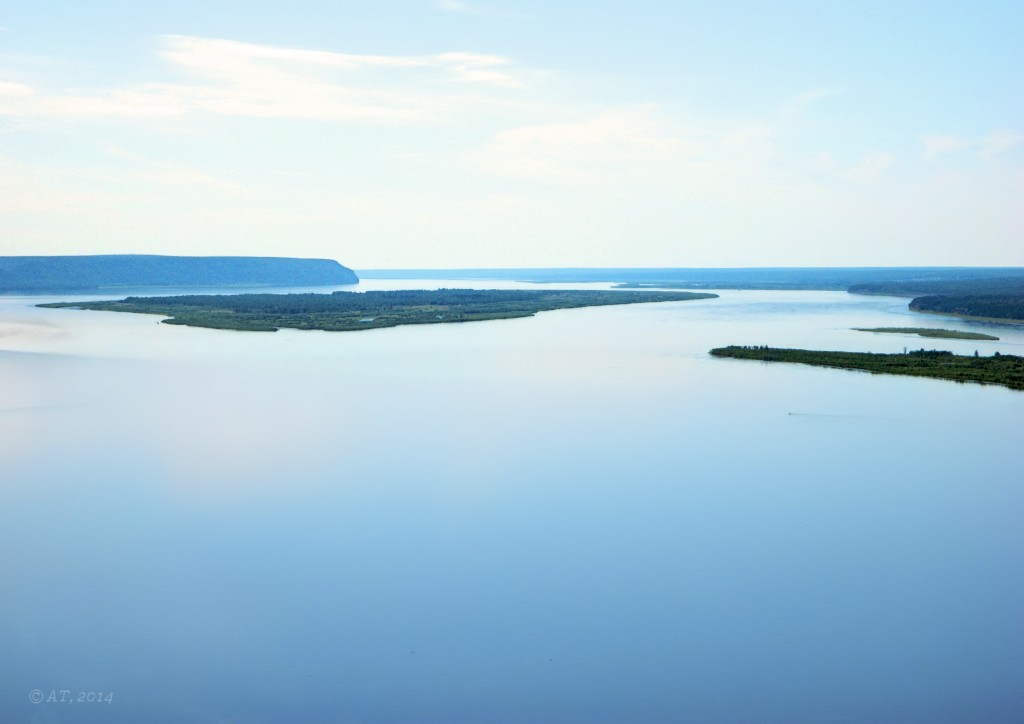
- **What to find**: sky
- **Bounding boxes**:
[0,0,1021,268]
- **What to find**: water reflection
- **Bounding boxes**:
[1,287,1022,722]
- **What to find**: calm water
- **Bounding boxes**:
[2,284,1022,723]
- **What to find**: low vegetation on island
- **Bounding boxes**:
[40,289,718,332]
[853,327,999,340]
[709,346,1024,391]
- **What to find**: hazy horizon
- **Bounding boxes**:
[3,254,1024,272]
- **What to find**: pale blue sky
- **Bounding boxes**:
[1,1,1021,266]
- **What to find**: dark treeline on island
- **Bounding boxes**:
[909,294,1024,323]
[41,289,717,332]
[0,255,359,293]
[710,346,1024,391]
[848,276,1024,324]
[848,276,1024,297]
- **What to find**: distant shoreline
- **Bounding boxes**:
[0,255,358,294]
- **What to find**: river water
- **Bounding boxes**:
[1,282,1022,723]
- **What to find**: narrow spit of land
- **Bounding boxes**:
[853,327,999,340]
[709,346,1024,391]
[40,289,718,332]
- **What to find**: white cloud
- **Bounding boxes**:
[811,150,834,170]
[161,35,517,83]
[842,151,895,181]
[472,93,835,191]
[920,130,1024,162]
[436,0,513,17]
[921,134,971,162]
[1,37,1020,266]
[438,0,479,13]
[36,86,190,118]
[981,129,1024,158]
[775,87,840,122]
[0,35,528,124]
[0,80,32,96]
[97,144,243,193]
[475,107,688,181]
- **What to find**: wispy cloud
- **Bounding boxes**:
[775,87,841,122]
[436,0,512,17]
[0,80,33,96]
[981,129,1024,159]
[472,89,845,186]
[921,130,1024,162]
[1,34,1019,266]
[0,35,529,124]
[474,107,688,181]
[843,151,895,181]
[921,134,971,162]
[97,143,242,193]
[438,0,480,13]
[162,35,520,84]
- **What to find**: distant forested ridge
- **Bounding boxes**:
[909,295,1024,323]
[360,267,1024,292]
[0,255,358,293]
[847,274,1024,323]
[709,346,1024,391]
[41,288,717,332]
[848,276,1024,297]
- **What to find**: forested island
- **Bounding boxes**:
[41,289,717,332]
[709,346,1024,391]
[853,327,999,340]
[0,255,358,293]
[848,276,1024,297]
[846,276,1024,324]
[909,295,1024,323]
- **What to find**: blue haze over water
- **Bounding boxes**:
[1,281,1022,723]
